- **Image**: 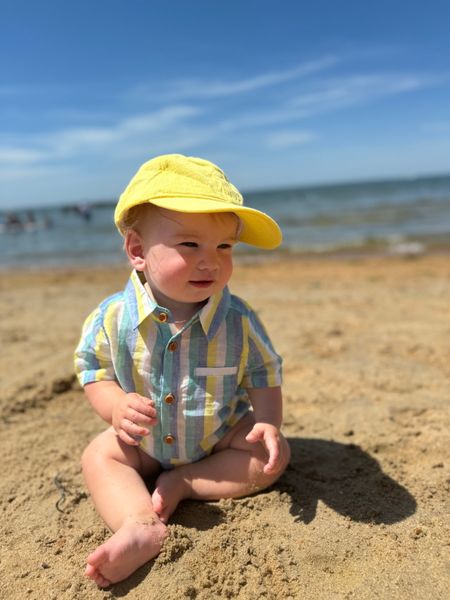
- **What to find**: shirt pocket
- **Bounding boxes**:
[183,366,240,420]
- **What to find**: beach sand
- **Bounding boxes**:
[0,255,449,599]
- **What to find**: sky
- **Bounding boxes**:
[1,0,450,209]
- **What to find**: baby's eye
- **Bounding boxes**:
[180,242,198,248]
[218,243,233,249]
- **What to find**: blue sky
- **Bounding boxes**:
[1,0,450,209]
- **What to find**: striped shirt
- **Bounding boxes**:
[74,270,282,468]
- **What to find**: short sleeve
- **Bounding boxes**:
[242,309,282,389]
[74,306,116,386]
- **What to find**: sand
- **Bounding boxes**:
[0,255,449,600]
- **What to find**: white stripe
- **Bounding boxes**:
[194,366,238,376]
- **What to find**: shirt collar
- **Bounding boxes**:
[199,285,230,341]
[125,270,158,329]
[124,269,230,339]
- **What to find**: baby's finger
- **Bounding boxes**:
[117,428,141,446]
[245,426,263,444]
[126,406,156,426]
[122,418,150,438]
[263,436,280,473]
[132,396,157,418]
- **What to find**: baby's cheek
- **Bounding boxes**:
[158,256,189,282]
[221,256,233,281]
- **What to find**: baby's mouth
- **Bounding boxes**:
[189,280,214,288]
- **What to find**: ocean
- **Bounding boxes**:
[1,174,450,269]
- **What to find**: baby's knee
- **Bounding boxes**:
[81,438,100,473]
[81,430,114,471]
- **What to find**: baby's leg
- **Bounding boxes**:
[81,428,167,588]
[152,413,290,523]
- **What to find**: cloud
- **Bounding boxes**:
[287,73,446,115]
[132,56,339,101]
[265,130,316,149]
[0,147,46,165]
[213,71,446,133]
[0,105,201,169]
[49,105,201,156]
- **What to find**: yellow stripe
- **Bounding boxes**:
[202,332,219,438]
[238,315,249,383]
[136,284,149,326]
[132,319,149,396]
[82,309,97,331]
[250,319,279,386]
[201,299,215,333]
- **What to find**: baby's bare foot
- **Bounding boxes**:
[152,470,189,523]
[85,517,168,588]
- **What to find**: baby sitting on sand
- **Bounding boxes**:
[74,154,290,587]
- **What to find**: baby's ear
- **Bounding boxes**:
[125,230,146,271]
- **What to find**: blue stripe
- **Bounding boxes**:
[117,306,137,392]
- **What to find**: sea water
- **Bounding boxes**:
[1,174,450,268]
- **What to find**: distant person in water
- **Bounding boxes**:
[23,211,37,231]
[4,212,22,232]
[1,211,52,233]
[76,203,92,221]
[74,154,290,588]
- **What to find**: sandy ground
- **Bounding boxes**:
[0,255,449,600]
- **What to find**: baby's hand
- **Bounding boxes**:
[112,393,157,446]
[245,422,282,475]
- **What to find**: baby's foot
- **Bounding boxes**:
[85,517,168,588]
[152,470,189,523]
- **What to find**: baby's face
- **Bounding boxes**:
[136,208,239,309]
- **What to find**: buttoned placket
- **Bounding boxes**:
[155,312,187,464]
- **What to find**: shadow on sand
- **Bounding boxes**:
[280,437,417,524]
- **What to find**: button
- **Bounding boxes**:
[164,393,175,405]
[158,312,168,323]
[168,341,178,352]
[163,434,175,444]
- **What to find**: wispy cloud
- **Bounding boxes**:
[287,73,439,114]
[49,105,201,156]
[0,164,73,182]
[0,105,201,170]
[265,130,316,149]
[132,56,339,101]
[212,71,446,133]
[0,147,45,165]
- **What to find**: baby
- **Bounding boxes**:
[74,154,290,587]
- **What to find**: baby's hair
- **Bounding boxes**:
[120,203,156,235]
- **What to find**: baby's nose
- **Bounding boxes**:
[198,250,219,270]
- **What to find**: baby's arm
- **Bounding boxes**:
[84,381,157,446]
[245,386,284,475]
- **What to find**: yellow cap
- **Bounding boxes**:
[114,154,282,249]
